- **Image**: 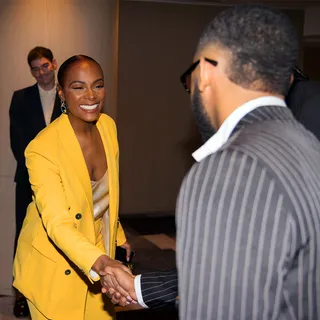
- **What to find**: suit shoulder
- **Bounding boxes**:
[13,84,37,96]
[99,113,116,126]
[99,114,117,136]
[222,120,320,175]
[232,119,313,148]
[11,85,38,107]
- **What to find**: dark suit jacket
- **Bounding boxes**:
[140,270,178,308]
[9,83,61,184]
[286,79,320,141]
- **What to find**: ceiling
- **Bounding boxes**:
[124,0,320,9]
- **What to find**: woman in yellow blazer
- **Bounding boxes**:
[13,55,131,319]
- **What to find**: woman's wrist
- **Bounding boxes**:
[91,254,110,274]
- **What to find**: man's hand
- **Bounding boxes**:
[101,268,137,306]
[119,241,132,262]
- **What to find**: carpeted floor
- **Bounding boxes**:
[116,214,178,319]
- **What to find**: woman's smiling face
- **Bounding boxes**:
[58,59,105,123]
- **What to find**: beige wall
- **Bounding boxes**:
[117,1,305,215]
[0,0,119,295]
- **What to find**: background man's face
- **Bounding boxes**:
[30,57,57,87]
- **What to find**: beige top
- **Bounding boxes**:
[38,84,56,126]
[91,170,110,254]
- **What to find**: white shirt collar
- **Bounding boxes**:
[192,96,287,162]
[37,83,57,94]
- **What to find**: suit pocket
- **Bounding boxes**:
[26,246,60,318]
[31,228,59,263]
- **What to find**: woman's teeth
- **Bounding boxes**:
[80,104,99,111]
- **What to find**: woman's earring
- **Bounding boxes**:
[60,100,68,114]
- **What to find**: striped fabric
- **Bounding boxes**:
[176,105,320,320]
[140,270,178,308]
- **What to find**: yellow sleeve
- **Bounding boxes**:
[117,221,127,246]
[25,142,104,281]
[110,117,127,247]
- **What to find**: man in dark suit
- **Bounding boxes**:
[100,5,320,319]
[9,46,61,318]
[286,67,320,140]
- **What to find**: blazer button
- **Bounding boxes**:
[75,213,82,220]
[65,269,71,275]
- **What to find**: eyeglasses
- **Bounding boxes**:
[31,63,51,75]
[180,58,218,93]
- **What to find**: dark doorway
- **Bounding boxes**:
[303,37,320,81]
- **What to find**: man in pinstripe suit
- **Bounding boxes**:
[102,4,320,319]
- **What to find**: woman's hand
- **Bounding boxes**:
[92,254,131,276]
[91,255,134,304]
[119,241,132,262]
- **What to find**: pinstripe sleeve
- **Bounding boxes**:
[140,270,178,308]
[176,149,294,320]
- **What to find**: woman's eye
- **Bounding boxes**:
[95,85,104,89]
[73,87,83,90]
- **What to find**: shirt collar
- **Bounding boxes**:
[37,83,57,94]
[192,96,287,162]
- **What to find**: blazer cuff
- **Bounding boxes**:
[134,275,149,308]
[87,253,108,283]
[89,269,100,282]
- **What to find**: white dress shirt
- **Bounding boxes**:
[38,84,57,126]
[192,96,286,162]
[134,96,287,308]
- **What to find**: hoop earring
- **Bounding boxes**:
[61,100,68,114]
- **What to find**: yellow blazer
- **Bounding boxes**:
[13,113,126,319]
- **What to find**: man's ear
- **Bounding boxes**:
[198,59,213,93]
[290,74,294,85]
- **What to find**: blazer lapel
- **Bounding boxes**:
[29,84,46,129]
[56,115,118,249]
[57,114,93,213]
[96,119,119,247]
[56,114,118,216]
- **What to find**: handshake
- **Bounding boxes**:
[92,245,139,307]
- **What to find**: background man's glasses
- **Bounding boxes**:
[31,63,50,75]
[180,58,218,93]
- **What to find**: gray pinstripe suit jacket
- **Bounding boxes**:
[175,105,320,319]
